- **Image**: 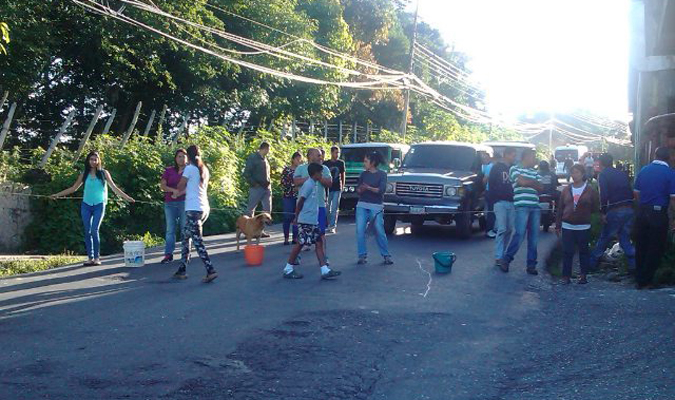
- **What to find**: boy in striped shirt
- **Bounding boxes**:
[501,149,544,274]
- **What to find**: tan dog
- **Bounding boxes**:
[236,213,273,250]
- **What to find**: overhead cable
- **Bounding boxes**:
[73,0,411,90]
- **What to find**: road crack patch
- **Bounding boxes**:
[417,258,433,298]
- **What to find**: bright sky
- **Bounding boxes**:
[414,0,630,120]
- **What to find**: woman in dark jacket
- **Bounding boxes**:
[556,164,599,284]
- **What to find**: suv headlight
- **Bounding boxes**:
[444,186,458,197]
[385,183,395,194]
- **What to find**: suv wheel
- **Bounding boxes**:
[455,213,472,239]
[410,219,424,235]
[384,215,396,235]
[478,215,487,231]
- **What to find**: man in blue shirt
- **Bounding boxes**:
[590,153,636,272]
[633,147,675,289]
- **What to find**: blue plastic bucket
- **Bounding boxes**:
[432,252,456,274]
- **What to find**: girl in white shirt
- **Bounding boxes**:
[173,145,217,283]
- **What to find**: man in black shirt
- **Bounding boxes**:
[324,146,346,234]
[488,148,517,271]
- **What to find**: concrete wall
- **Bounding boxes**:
[0,182,32,253]
[629,0,675,166]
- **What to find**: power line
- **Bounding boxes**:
[73,0,411,91]
[203,1,405,76]
[414,59,486,104]
[413,51,483,92]
[413,55,484,98]
[72,0,559,138]
[567,112,626,131]
[553,118,604,138]
[414,43,473,79]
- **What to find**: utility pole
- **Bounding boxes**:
[400,0,420,141]
[548,114,554,152]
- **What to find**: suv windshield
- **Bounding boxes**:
[342,147,390,163]
[555,149,579,161]
[403,145,476,171]
[490,146,533,163]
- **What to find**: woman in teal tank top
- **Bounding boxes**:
[51,151,135,266]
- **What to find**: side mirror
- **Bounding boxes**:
[392,158,401,169]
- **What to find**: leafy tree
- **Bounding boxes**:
[0,0,505,151]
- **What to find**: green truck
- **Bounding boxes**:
[339,142,410,209]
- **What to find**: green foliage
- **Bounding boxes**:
[535,144,551,162]
[373,128,406,144]
[0,254,86,277]
[124,232,164,249]
[0,0,488,148]
[13,127,329,255]
[0,147,23,182]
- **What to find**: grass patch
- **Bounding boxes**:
[0,255,86,277]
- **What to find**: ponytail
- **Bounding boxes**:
[186,145,205,182]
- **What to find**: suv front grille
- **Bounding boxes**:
[395,182,443,199]
[345,177,359,186]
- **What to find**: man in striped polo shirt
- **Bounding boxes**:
[501,149,544,274]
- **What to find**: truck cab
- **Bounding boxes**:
[554,145,589,177]
[340,142,409,209]
[482,141,536,163]
[383,142,491,239]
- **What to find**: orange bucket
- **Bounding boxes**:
[244,245,264,266]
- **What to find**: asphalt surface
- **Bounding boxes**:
[1,218,674,399]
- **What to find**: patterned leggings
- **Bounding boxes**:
[181,211,214,272]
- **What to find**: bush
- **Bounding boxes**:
[0,147,23,182]
[15,127,329,256]
[123,231,165,249]
[0,254,86,277]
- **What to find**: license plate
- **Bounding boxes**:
[410,206,425,214]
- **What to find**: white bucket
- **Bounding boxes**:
[123,240,145,268]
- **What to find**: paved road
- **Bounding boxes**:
[1,219,674,399]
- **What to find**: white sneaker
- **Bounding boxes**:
[327,227,337,234]
[486,230,497,239]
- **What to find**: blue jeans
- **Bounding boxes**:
[81,202,105,259]
[164,201,186,255]
[282,196,298,242]
[356,206,390,258]
[562,228,591,277]
[493,201,515,261]
[590,207,636,269]
[327,190,341,229]
[504,206,541,269]
[485,195,496,232]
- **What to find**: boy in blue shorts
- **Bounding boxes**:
[294,148,332,258]
[284,163,341,280]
